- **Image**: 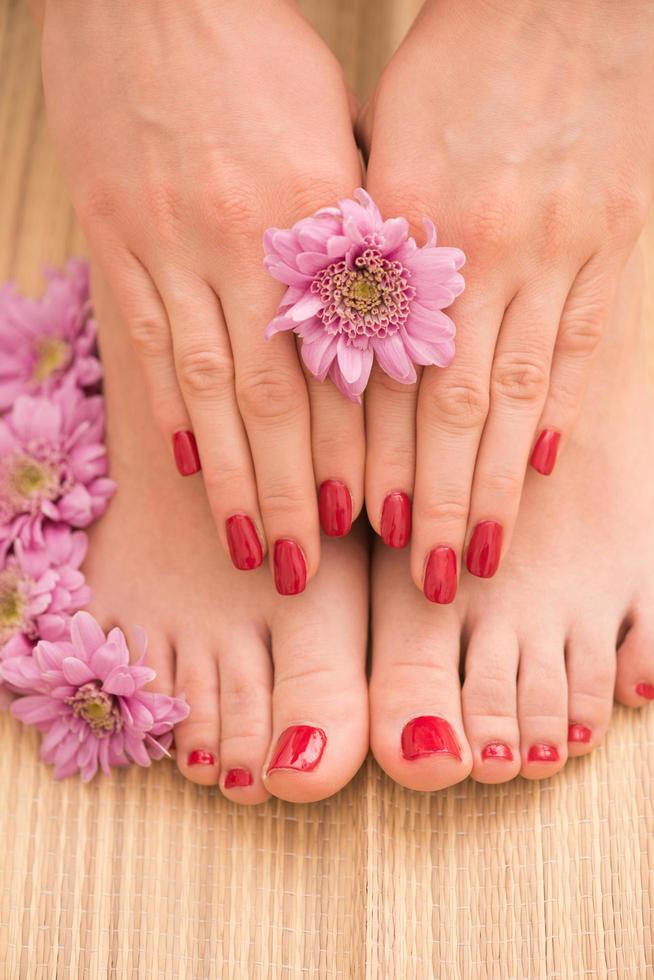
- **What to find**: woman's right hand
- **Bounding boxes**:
[40,0,364,593]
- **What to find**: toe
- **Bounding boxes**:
[566,622,617,756]
[615,612,654,707]
[264,535,369,803]
[218,631,273,804]
[518,636,568,779]
[174,646,221,785]
[461,623,521,783]
[370,548,472,792]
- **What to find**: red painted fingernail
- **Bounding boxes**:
[380,492,412,549]
[527,743,560,763]
[224,767,253,788]
[267,725,326,773]
[530,428,561,476]
[188,749,215,766]
[226,514,263,571]
[318,480,352,537]
[481,742,513,761]
[466,521,503,578]
[636,682,654,700]
[401,716,461,761]
[273,539,307,596]
[568,723,592,744]
[423,546,457,604]
[172,430,201,476]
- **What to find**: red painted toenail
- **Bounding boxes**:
[267,725,326,773]
[380,492,412,549]
[530,428,561,476]
[401,716,461,761]
[318,480,353,537]
[466,521,503,578]
[273,539,307,596]
[481,742,513,761]
[226,514,263,571]
[172,430,201,476]
[423,546,457,604]
[528,743,559,762]
[224,767,253,788]
[568,723,592,743]
[188,749,215,766]
[636,683,654,700]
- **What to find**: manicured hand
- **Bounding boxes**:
[40,0,363,593]
[361,0,653,597]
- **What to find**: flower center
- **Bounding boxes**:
[32,338,71,383]
[66,681,123,736]
[312,247,415,342]
[0,452,64,522]
[0,570,27,643]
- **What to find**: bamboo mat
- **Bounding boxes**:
[1,1,653,976]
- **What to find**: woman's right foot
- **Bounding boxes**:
[83,271,369,804]
[370,249,654,791]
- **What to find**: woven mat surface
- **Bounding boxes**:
[1,2,653,977]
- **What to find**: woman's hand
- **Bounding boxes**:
[361,0,653,597]
[40,0,363,592]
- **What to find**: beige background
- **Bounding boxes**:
[1,1,654,976]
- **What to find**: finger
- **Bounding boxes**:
[157,271,266,571]
[465,281,569,572]
[529,253,621,477]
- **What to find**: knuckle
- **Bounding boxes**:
[76,180,121,224]
[236,367,305,423]
[127,316,170,358]
[177,346,234,397]
[420,497,469,526]
[491,352,549,405]
[258,479,309,516]
[604,183,648,237]
[424,377,490,431]
[557,310,603,359]
[208,181,264,244]
[463,191,515,256]
[480,468,523,499]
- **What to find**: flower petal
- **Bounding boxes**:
[61,657,96,686]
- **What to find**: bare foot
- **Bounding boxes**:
[83,271,369,803]
[370,249,654,790]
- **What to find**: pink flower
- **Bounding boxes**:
[263,189,465,402]
[2,611,189,781]
[0,260,101,410]
[0,378,115,554]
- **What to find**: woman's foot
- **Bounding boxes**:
[83,271,369,803]
[370,249,654,790]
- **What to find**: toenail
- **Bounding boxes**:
[530,428,561,476]
[568,723,592,744]
[273,539,307,596]
[224,767,253,788]
[401,716,461,761]
[226,514,263,571]
[466,521,503,578]
[481,742,513,761]
[172,430,201,476]
[188,749,215,766]
[267,725,326,773]
[423,546,457,604]
[636,682,654,700]
[380,492,412,549]
[318,480,353,537]
[527,743,560,763]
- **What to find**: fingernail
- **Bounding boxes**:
[568,723,592,744]
[226,514,263,571]
[401,716,461,761]
[318,480,353,537]
[636,682,654,700]
[530,428,561,476]
[380,492,412,549]
[267,725,326,773]
[466,521,503,578]
[172,430,201,476]
[423,546,457,604]
[481,742,513,761]
[188,749,215,766]
[224,767,253,788]
[273,539,307,595]
[527,743,560,763]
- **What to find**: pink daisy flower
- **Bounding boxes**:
[2,611,189,781]
[263,189,465,402]
[0,378,115,554]
[0,259,100,410]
